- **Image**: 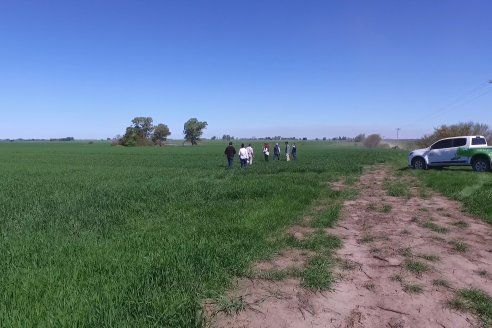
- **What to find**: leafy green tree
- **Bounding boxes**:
[183,118,208,145]
[119,117,170,147]
[131,117,154,139]
[152,123,171,146]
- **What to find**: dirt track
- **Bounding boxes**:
[207,166,492,328]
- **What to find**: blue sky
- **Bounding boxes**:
[1,0,491,140]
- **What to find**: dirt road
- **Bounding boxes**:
[207,166,492,328]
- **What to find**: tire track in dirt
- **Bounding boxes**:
[206,165,492,328]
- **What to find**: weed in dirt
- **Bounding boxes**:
[418,254,440,262]
[369,247,381,254]
[285,267,304,278]
[449,240,470,253]
[344,176,356,186]
[400,247,413,258]
[338,258,356,271]
[400,229,411,236]
[379,204,393,213]
[311,205,341,228]
[367,203,377,211]
[421,221,449,234]
[419,187,432,199]
[419,207,429,212]
[431,235,446,242]
[258,267,304,281]
[359,234,389,244]
[216,295,246,315]
[452,220,470,228]
[410,217,420,224]
[432,279,451,288]
[449,289,492,327]
[287,231,342,252]
[359,234,376,243]
[259,269,288,281]
[443,212,452,218]
[477,270,488,278]
[385,180,411,198]
[404,260,431,276]
[302,255,334,290]
[390,274,404,283]
[403,283,424,294]
[363,282,376,291]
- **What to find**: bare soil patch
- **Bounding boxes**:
[206,165,492,328]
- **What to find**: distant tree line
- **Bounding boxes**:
[0,137,75,142]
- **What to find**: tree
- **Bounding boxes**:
[183,118,208,145]
[152,123,171,146]
[354,133,365,142]
[119,117,170,147]
[417,121,492,147]
[131,117,154,139]
[363,134,381,148]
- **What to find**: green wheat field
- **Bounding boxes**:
[1,141,491,327]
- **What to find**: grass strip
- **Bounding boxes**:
[449,289,492,327]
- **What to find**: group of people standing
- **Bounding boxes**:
[224,141,297,168]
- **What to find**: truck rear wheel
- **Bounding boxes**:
[471,157,491,172]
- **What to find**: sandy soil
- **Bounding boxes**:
[206,166,492,328]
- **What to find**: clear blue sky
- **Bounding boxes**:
[1,0,491,140]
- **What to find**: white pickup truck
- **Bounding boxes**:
[408,136,492,172]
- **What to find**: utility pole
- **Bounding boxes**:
[396,128,400,141]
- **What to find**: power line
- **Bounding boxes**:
[399,81,491,129]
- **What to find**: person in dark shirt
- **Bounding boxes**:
[224,142,236,168]
[273,143,281,160]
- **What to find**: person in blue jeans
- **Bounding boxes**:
[239,143,249,168]
[273,143,281,160]
[292,143,297,160]
[224,142,236,168]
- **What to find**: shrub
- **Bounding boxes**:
[363,134,381,148]
[417,122,492,148]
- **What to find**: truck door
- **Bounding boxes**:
[449,138,468,165]
[428,138,455,165]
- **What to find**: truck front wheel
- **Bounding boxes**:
[471,157,491,172]
[412,157,427,170]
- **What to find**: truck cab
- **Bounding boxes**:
[408,136,492,172]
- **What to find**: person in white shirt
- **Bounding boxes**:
[239,143,249,168]
[246,144,254,165]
